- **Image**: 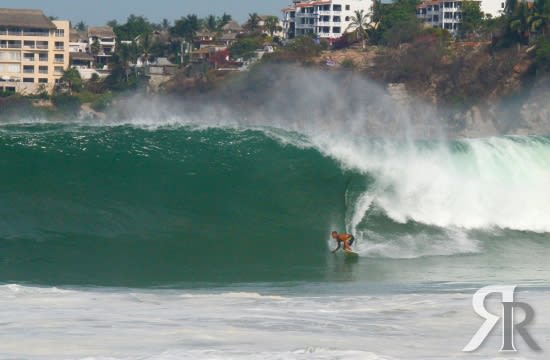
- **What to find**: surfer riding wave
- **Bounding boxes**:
[331,231,355,253]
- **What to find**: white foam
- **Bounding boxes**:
[0,285,547,360]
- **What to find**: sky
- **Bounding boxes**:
[0,0,288,26]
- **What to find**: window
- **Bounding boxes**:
[332,26,341,33]
[23,78,35,83]
[345,5,350,10]
[39,66,48,74]
[54,66,64,74]
[333,4,342,11]
[54,54,64,63]
[23,40,35,49]
[23,53,35,61]
[444,23,452,29]
[39,53,48,62]
[333,16,341,22]
[23,65,34,74]
[6,64,20,73]
[434,5,439,10]
[444,12,453,19]
[55,41,64,50]
[501,2,504,8]
[345,16,350,21]
[37,41,48,49]
[433,15,439,22]
[0,51,20,61]
[38,78,48,84]
[55,29,64,37]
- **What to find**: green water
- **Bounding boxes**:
[1,124,549,289]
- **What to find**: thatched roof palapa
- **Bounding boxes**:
[0,8,56,29]
[88,26,115,39]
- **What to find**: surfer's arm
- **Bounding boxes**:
[331,241,341,253]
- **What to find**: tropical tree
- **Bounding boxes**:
[219,13,233,28]
[245,13,261,32]
[529,0,550,35]
[205,15,218,32]
[60,68,83,94]
[75,21,87,32]
[509,1,531,44]
[459,1,484,39]
[172,14,202,43]
[90,38,101,56]
[114,15,153,41]
[346,10,373,48]
[263,16,282,37]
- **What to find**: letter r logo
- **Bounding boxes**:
[463,285,540,352]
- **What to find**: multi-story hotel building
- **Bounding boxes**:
[282,0,374,40]
[416,0,505,33]
[0,8,70,94]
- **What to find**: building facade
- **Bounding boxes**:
[416,0,505,33]
[0,8,70,94]
[88,26,116,68]
[282,0,374,40]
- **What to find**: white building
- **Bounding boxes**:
[416,0,505,33]
[88,26,116,67]
[282,0,374,40]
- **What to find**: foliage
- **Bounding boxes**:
[230,36,263,60]
[264,16,282,37]
[114,15,153,41]
[75,21,87,32]
[51,94,82,115]
[382,17,422,47]
[171,14,202,43]
[341,58,356,69]
[535,37,550,72]
[91,93,115,112]
[372,0,422,46]
[346,9,373,48]
[61,68,84,94]
[245,13,261,32]
[460,1,485,39]
[91,38,100,55]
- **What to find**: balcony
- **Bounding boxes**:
[22,31,49,37]
[55,45,64,51]
[39,68,48,74]
[54,58,64,64]
[36,44,48,50]
[23,55,35,62]
[23,68,35,74]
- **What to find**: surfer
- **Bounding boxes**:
[331,231,355,253]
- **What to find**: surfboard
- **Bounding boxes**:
[344,249,359,257]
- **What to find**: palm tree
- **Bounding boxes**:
[346,10,373,49]
[205,15,218,32]
[509,1,531,44]
[528,0,550,36]
[245,13,261,32]
[263,16,282,37]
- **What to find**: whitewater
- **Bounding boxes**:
[2,67,550,358]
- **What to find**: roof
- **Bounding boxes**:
[70,52,94,61]
[70,30,88,42]
[222,20,243,32]
[155,57,176,66]
[88,26,115,38]
[196,31,217,38]
[0,8,56,29]
[220,33,237,41]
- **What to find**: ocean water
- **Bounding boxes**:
[1,118,549,359]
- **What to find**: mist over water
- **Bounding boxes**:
[2,66,550,360]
